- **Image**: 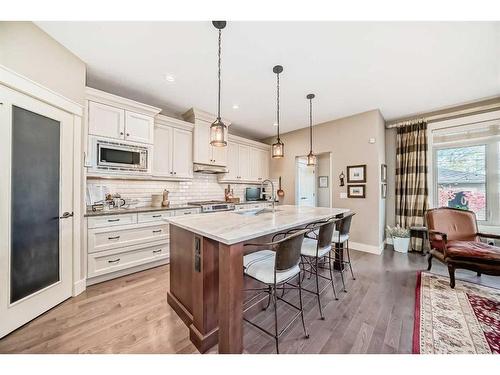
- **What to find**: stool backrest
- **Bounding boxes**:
[336,212,355,236]
[316,218,336,249]
[274,229,307,272]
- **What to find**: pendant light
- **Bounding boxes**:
[210,21,228,147]
[306,93,317,166]
[272,65,284,158]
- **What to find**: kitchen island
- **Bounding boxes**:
[166,205,351,354]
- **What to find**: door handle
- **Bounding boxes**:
[59,211,74,219]
[301,197,307,200]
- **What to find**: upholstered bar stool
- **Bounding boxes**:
[299,218,340,320]
[332,212,356,292]
[242,228,310,354]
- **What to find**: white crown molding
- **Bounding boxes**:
[85,87,162,116]
[155,113,194,131]
[0,64,83,117]
[182,107,231,126]
[228,134,270,150]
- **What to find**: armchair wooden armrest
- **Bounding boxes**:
[428,229,448,250]
[477,232,500,240]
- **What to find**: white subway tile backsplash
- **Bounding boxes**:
[87,174,275,207]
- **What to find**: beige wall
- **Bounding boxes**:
[316,153,331,207]
[265,109,386,251]
[0,22,86,104]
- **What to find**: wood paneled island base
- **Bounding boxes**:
[166,205,350,353]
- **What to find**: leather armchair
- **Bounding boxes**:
[426,207,500,288]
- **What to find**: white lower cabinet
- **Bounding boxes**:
[88,242,169,278]
[87,210,178,283]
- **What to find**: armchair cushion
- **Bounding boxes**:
[445,241,500,263]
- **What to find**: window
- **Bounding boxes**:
[432,121,500,225]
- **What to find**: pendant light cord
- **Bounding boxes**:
[309,97,313,152]
[217,28,222,121]
[276,72,280,140]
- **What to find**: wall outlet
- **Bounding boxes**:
[340,192,347,199]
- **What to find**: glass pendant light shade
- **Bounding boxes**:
[272,139,284,158]
[210,21,228,147]
[307,151,316,166]
[210,117,227,147]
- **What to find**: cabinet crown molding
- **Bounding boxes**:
[228,134,271,150]
[85,87,162,116]
[182,107,231,126]
[155,114,194,131]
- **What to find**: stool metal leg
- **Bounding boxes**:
[272,287,279,354]
[328,252,339,300]
[335,245,347,292]
[346,240,355,280]
[315,257,325,320]
[297,272,309,339]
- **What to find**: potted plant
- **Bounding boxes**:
[386,225,411,253]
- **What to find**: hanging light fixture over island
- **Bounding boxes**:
[210,21,228,147]
[306,93,317,166]
[272,65,284,158]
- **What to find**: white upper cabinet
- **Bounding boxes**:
[219,135,271,184]
[152,125,172,177]
[171,128,193,179]
[183,108,230,167]
[86,88,161,145]
[125,111,154,144]
[152,115,193,180]
[88,101,125,139]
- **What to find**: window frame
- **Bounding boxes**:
[428,110,500,227]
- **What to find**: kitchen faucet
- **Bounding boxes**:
[260,179,276,212]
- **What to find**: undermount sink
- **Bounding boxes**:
[234,208,281,216]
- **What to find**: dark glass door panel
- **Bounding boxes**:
[11,106,60,303]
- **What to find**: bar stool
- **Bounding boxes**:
[242,228,309,354]
[332,212,356,292]
[298,218,340,320]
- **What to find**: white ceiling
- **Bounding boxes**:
[37,21,500,140]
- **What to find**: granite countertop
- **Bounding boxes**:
[167,205,351,245]
[84,204,195,217]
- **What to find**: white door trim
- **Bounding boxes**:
[0,64,83,117]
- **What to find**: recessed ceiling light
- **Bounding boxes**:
[232,104,239,109]
[165,74,175,83]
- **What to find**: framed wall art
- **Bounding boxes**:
[347,184,366,198]
[347,164,366,183]
[319,176,328,188]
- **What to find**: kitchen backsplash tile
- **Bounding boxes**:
[87,174,277,207]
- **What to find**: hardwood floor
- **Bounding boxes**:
[1,248,498,354]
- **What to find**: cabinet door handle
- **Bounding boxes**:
[152,249,162,254]
[108,236,120,240]
[108,258,120,263]
[183,212,192,215]
[173,171,177,175]
[126,133,130,137]
[108,218,120,222]
[152,215,162,218]
[152,229,162,233]
[120,132,124,135]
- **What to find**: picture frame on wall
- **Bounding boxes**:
[381,183,387,199]
[318,176,328,188]
[381,164,387,182]
[347,164,366,183]
[348,184,366,198]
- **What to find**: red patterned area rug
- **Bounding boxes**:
[413,271,500,354]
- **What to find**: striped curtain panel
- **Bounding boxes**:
[395,121,429,250]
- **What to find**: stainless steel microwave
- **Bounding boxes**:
[87,136,151,175]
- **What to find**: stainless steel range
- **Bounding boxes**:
[187,200,235,213]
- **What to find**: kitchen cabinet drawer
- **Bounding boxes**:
[88,243,169,278]
[174,208,201,216]
[88,223,169,253]
[138,210,174,223]
[88,213,137,229]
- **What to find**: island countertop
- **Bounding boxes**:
[167,205,351,245]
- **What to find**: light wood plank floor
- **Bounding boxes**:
[1,248,498,354]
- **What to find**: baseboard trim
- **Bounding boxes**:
[349,241,384,255]
[73,279,86,296]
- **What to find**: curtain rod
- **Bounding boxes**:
[385,101,500,129]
